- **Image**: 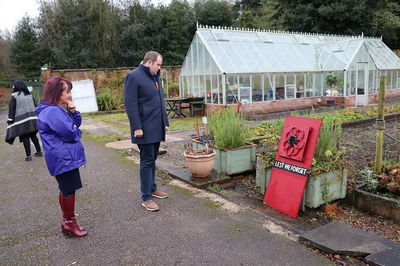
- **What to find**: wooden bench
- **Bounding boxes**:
[188,101,204,117]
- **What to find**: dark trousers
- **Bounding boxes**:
[137,142,160,201]
[21,133,41,157]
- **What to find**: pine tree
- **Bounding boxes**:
[10,16,41,77]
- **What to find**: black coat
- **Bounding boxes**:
[123,64,169,144]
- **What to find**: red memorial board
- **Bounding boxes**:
[263,116,322,218]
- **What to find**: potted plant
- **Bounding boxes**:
[191,108,257,175]
[184,118,216,178]
[326,73,338,107]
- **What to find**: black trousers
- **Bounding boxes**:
[20,132,41,157]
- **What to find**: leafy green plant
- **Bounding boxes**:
[208,108,248,149]
[310,118,346,175]
[360,168,381,192]
[97,88,119,111]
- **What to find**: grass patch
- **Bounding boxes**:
[171,185,194,198]
[89,112,196,132]
[204,199,221,209]
[85,132,125,144]
[0,104,8,110]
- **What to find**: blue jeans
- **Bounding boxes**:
[137,142,160,201]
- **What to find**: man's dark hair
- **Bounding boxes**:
[143,51,162,63]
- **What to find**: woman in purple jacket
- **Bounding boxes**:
[35,76,87,237]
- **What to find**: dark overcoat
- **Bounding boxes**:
[123,64,169,144]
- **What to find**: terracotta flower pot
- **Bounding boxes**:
[184,149,216,178]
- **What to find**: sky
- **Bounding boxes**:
[0,0,40,33]
[0,0,171,33]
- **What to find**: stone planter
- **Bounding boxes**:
[354,185,400,223]
[191,139,257,175]
[256,159,347,209]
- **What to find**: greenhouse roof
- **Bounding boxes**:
[196,25,400,73]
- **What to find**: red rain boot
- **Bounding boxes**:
[59,193,85,231]
[60,194,88,237]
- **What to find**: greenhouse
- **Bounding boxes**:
[179,25,400,107]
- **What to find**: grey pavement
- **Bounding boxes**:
[0,109,332,265]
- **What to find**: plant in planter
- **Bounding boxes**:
[191,108,257,175]
[355,166,400,222]
[184,117,216,178]
[255,119,284,194]
[326,73,339,106]
[255,116,348,208]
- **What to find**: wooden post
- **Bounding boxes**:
[375,76,386,174]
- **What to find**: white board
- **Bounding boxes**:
[71,79,98,113]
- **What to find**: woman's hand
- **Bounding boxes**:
[67,100,76,113]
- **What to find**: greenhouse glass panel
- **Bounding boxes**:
[295,73,305,98]
[216,42,235,69]
[253,74,263,102]
[236,43,262,72]
[249,44,270,70]
[211,30,229,41]
[305,73,314,97]
[225,31,240,42]
[200,31,216,42]
[257,44,281,71]
[264,74,275,100]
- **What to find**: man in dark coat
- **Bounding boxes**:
[124,51,170,211]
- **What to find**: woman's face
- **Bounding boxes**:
[58,82,71,106]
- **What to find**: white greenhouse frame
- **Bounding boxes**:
[179,25,400,107]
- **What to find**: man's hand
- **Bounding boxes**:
[134,129,143,138]
[166,126,169,132]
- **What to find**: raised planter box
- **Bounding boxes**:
[191,139,257,175]
[304,169,347,208]
[256,159,347,209]
[354,185,400,223]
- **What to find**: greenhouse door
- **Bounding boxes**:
[356,63,368,107]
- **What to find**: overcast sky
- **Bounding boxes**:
[0,0,171,33]
[0,0,40,32]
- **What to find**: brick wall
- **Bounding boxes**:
[204,96,349,115]
[0,87,10,105]
[41,66,181,94]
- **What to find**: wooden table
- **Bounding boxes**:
[165,98,187,118]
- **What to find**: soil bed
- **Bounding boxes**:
[159,119,400,244]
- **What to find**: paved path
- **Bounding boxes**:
[0,109,331,265]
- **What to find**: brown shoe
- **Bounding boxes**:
[142,200,159,211]
[151,190,168,199]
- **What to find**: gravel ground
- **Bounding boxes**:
[158,120,400,244]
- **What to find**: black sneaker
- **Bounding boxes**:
[25,156,32,161]
[34,151,43,157]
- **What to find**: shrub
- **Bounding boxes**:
[165,82,179,97]
[208,108,248,149]
[97,88,119,111]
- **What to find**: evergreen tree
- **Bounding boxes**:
[373,0,400,48]
[10,16,41,77]
[194,0,235,27]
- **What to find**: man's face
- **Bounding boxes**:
[149,56,162,76]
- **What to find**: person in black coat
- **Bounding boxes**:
[124,51,169,211]
[6,80,42,161]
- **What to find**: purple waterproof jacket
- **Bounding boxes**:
[35,102,86,176]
